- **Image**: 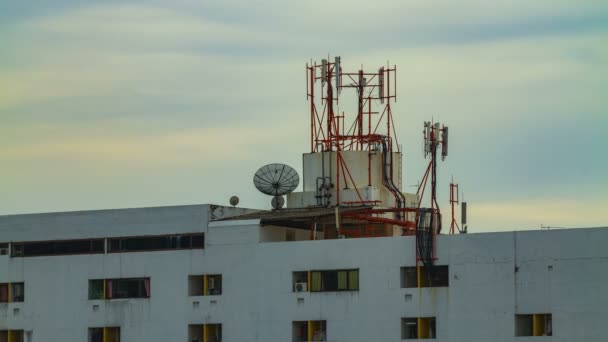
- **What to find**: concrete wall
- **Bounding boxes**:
[1,206,607,341]
[297,151,403,208]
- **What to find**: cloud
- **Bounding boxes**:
[467,196,608,231]
[26,4,277,45]
[0,0,606,226]
[0,120,301,166]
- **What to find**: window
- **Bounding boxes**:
[401,266,449,288]
[0,283,24,303]
[515,314,552,336]
[188,324,222,342]
[292,321,326,342]
[88,280,105,300]
[205,324,222,342]
[0,330,24,342]
[188,325,204,342]
[309,269,359,292]
[107,233,204,253]
[188,276,205,296]
[191,234,205,248]
[0,243,8,256]
[401,317,436,339]
[102,278,150,299]
[11,244,23,257]
[11,283,24,302]
[8,234,205,258]
[0,283,8,303]
[206,275,222,296]
[10,239,104,257]
[88,328,103,342]
[188,275,222,296]
[401,268,418,288]
[89,327,120,342]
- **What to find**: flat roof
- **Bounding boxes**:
[215,205,374,229]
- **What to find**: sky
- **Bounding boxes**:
[1,0,607,232]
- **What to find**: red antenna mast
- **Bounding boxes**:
[449,178,462,234]
[415,121,448,267]
[306,57,398,153]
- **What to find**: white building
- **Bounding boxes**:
[1,204,607,341]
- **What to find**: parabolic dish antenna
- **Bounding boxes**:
[253,163,300,196]
[253,163,299,210]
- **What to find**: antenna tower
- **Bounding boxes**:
[449,178,462,234]
[415,121,448,268]
[416,121,449,232]
[306,57,398,153]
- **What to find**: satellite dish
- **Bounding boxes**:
[253,163,299,196]
[271,196,285,209]
[229,196,239,207]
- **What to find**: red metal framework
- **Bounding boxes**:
[305,57,402,210]
[306,57,399,153]
[449,179,462,234]
[303,57,457,244]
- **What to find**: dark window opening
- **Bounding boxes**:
[310,269,359,292]
[401,266,449,288]
[402,317,436,339]
[89,327,120,342]
[188,325,204,342]
[191,234,205,248]
[292,321,326,342]
[107,233,204,253]
[206,324,222,342]
[105,278,150,299]
[189,324,222,342]
[206,275,222,296]
[402,318,418,339]
[188,275,222,296]
[88,328,103,342]
[188,275,205,296]
[10,283,24,302]
[401,267,418,288]
[0,330,24,342]
[10,239,104,257]
[11,244,24,257]
[0,243,8,256]
[1,283,25,303]
[0,283,9,303]
[516,314,552,336]
[89,279,105,300]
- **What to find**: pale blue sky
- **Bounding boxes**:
[1,0,607,231]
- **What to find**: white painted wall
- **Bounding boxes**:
[1,205,607,341]
[297,151,403,208]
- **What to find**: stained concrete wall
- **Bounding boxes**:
[298,151,403,208]
[0,205,607,341]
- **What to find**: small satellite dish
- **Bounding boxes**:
[271,196,285,210]
[253,163,299,196]
[229,196,239,207]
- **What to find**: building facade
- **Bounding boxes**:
[1,204,607,341]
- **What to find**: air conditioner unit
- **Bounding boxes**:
[294,282,307,292]
[208,278,216,289]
